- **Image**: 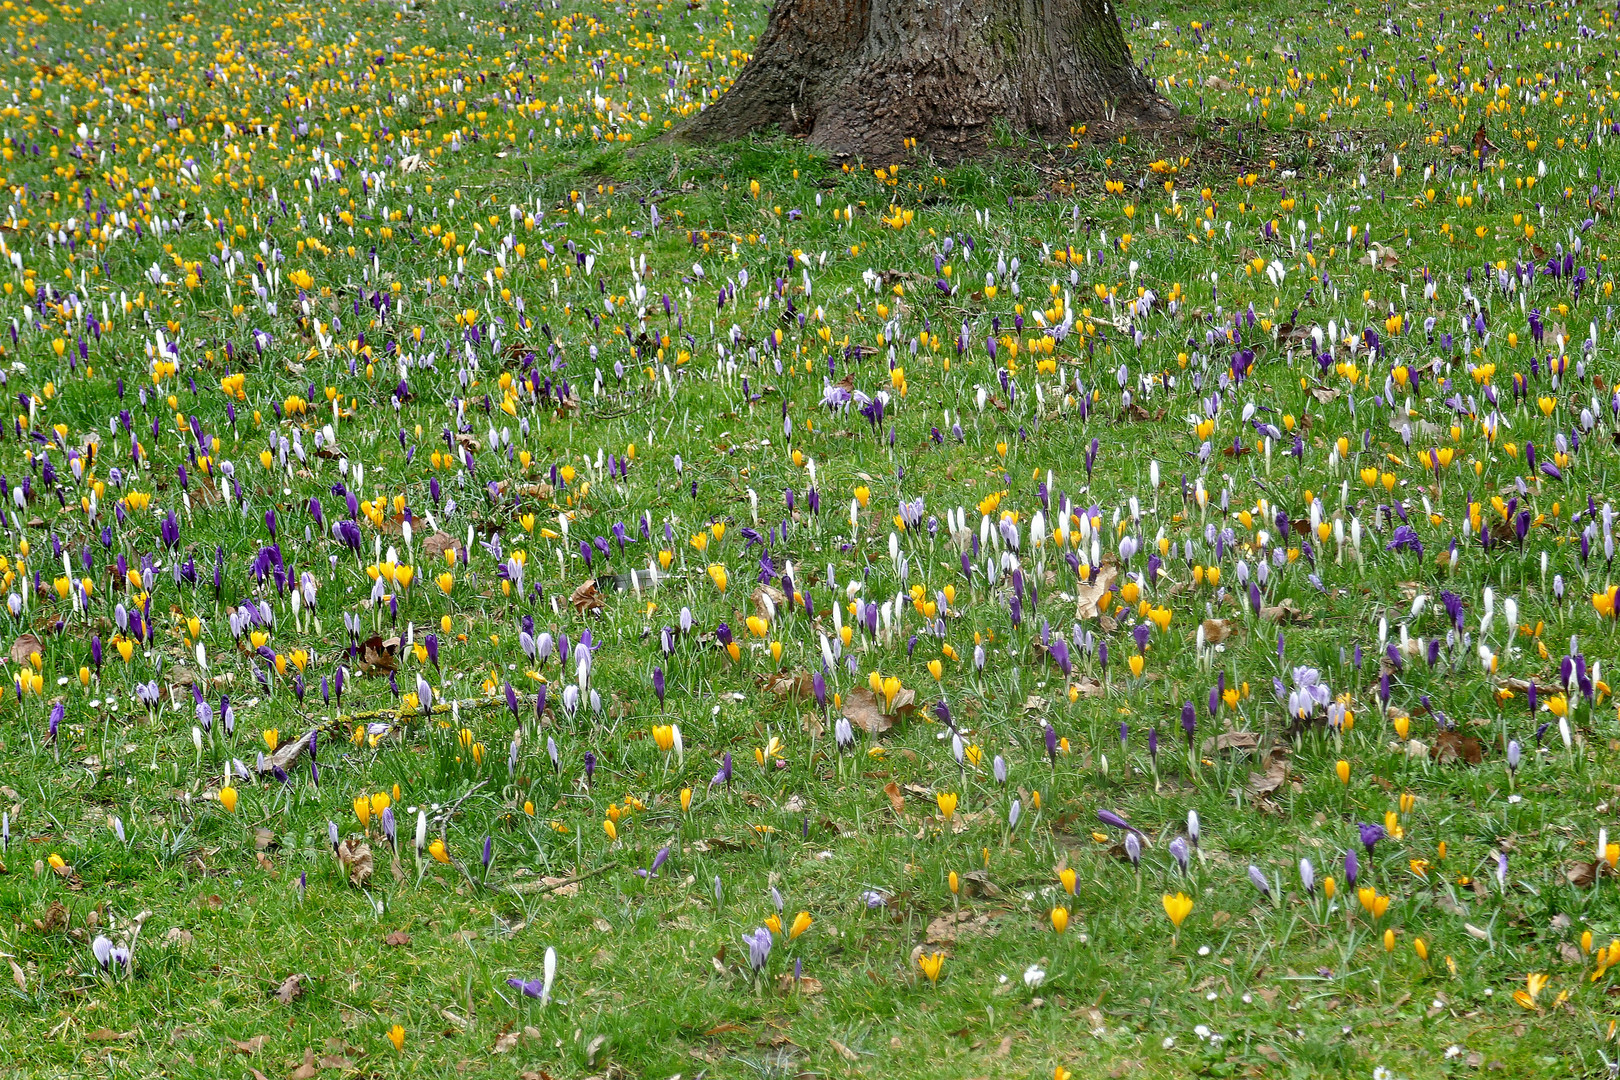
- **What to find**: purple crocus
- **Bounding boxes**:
[634,844,671,879]
[507,977,546,998]
[744,926,773,972]
[711,751,733,788]
[1098,809,1147,840]
[1169,835,1189,873]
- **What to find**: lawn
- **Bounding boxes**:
[0,0,1617,1076]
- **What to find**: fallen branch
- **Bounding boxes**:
[508,862,620,895]
[256,694,526,774]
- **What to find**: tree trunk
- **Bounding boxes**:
[675,0,1172,160]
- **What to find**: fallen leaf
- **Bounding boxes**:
[1202,731,1261,755]
[959,869,1000,898]
[274,973,306,1006]
[1246,754,1291,799]
[492,1032,520,1054]
[357,636,399,676]
[318,1054,354,1069]
[1075,563,1120,619]
[35,899,67,932]
[422,532,462,563]
[842,686,896,735]
[1431,730,1484,766]
[1362,242,1400,270]
[882,782,905,815]
[758,670,813,700]
[231,1035,270,1055]
[775,973,823,994]
[828,1038,859,1061]
[751,584,786,620]
[1070,676,1104,698]
[337,838,373,886]
[84,1028,128,1043]
[570,579,606,615]
[1566,860,1600,888]
[384,930,411,947]
[1201,618,1238,644]
[292,1048,319,1080]
[1260,598,1310,623]
[9,633,42,666]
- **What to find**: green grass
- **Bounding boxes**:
[0,0,1617,1076]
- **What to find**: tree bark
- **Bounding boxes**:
[675,0,1172,160]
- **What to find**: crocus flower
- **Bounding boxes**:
[743,926,773,972]
[1169,836,1190,873]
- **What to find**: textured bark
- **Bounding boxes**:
[676,0,1171,159]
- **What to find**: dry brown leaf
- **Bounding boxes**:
[384,930,411,947]
[1566,860,1600,888]
[1201,618,1238,644]
[1431,730,1484,766]
[1204,74,1233,90]
[422,532,462,563]
[828,1038,859,1062]
[9,633,42,666]
[337,838,373,887]
[751,584,786,620]
[8,958,25,992]
[775,973,824,995]
[570,579,606,614]
[357,636,399,676]
[291,1048,319,1080]
[274,973,306,1006]
[317,1054,354,1070]
[1260,598,1310,623]
[492,1032,521,1054]
[758,670,813,700]
[1075,563,1119,619]
[231,1035,270,1055]
[1246,755,1291,801]
[1202,731,1261,755]
[84,1028,128,1042]
[35,899,67,932]
[1362,243,1400,270]
[960,869,1000,898]
[841,686,895,735]
[882,782,905,815]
